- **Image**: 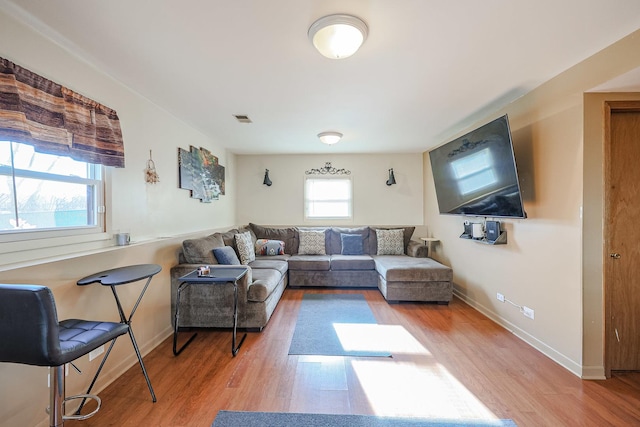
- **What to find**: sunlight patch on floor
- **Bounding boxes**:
[351,359,498,419]
[333,323,430,355]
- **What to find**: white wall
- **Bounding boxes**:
[236,153,424,228]
[0,9,236,427]
[424,29,640,378]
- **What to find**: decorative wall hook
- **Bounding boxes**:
[386,168,396,186]
[263,169,272,186]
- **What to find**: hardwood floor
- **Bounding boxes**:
[68,288,640,427]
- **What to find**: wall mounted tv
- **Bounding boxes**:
[429,114,526,218]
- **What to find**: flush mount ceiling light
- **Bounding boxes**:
[308,14,368,59]
[318,131,343,145]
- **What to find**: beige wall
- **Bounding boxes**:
[424,30,640,378]
[236,154,424,228]
[0,10,236,427]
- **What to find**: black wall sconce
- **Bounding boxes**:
[386,168,396,186]
[263,169,272,186]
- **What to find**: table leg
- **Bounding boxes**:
[173,282,198,356]
[128,326,157,402]
[110,285,156,402]
[232,280,247,357]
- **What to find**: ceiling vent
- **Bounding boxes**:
[234,114,252,123]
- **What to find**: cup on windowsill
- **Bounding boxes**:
[115,232,130,246]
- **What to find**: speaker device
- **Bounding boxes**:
[462,222,473,238]
[485,221,501,242]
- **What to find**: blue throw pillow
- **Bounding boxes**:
[212,246,240,265]
[341,233,363,255]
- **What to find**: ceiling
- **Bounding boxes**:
[2,0,640,154]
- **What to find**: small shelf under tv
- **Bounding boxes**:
[459,221,507,245]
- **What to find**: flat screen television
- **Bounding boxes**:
[429,115,526,218]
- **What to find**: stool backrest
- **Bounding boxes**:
[0,284,62,366]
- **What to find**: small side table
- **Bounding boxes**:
[174,266,249,357]
[420,237,439,256]
[77,264,161,404]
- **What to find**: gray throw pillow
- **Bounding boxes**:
[235,231,256,265]
[212,246,240,265]
[341,233,363,255]
[298,229,326,255]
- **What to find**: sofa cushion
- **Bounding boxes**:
[341,233,364,255]
[219,229,240,248]
[249,223,298,254]
[374,255,453,282]
[248,259,289,276]
[212,246,240,265]
[247,268,282,302]
[298,229,327,255]
[287,255,331,271]
[329,227,370,255]
[255,239,285,256]
[375,229,405,255]
[182,233,225,264]
[330,255,375,271]
[235,231,256,265]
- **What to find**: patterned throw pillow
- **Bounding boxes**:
[376,228,404,255]
[212,246,240,265]
[234,231,255,265]
[341,233,363,255]
[255,239,285,256]
[298,230,326,255]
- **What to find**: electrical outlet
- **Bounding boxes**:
[89,345,104,361]
[523,306,535,319]
[497,292,505,302]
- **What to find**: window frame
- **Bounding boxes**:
[0,140,106,245]
[304,176,353,221]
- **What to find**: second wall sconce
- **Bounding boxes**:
[386,168,396,186]
[263,169,272,186]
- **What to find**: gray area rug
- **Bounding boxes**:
[211,411,518,426]
[288,293,392,357]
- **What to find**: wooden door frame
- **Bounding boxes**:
[603,101,640,377]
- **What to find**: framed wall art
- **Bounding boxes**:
[178,146,225,202]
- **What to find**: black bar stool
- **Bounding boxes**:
[0,284,129,427]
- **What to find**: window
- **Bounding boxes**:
[304,177,352,219]
[0,140,104,237]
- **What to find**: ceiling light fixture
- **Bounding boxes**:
[308,14,368,59]
[318,131,343,145]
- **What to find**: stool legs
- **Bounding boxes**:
[49,365,65,427]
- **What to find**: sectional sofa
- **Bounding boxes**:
[170,224,453,331]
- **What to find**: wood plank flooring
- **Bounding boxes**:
[67,288,640,427]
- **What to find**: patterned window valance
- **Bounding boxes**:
[0,57,125,167]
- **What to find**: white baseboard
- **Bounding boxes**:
[453,289,586,378]
[581,366,606,380]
